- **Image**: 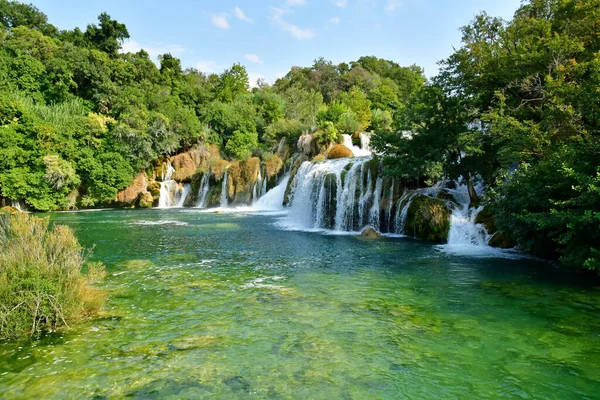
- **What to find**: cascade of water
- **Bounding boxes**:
[220,168,229,208]
[196,173,210,208]
[395,191,418,234]
[368,177,383,229]
[360,133,372,154]
[334,159,370,231]
[11,200,22,211]
[444,183,490,246]
[252,168,261,204]
[175,184,191,207]
[358,167,372,227]
[253,175,290,211]
[284,159,352,230]
[261,167,268,197]
[386,178,395,231]
[342,134,372,157]
[158,161,180,208]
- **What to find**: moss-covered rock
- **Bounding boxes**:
[139,192,154,208]
[265,155,283,179]
[326,144,353,159]
[405,195,451,243]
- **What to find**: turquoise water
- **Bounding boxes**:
[1,209,599,399]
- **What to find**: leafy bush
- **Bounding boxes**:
[314,121,339,145]
[0,212,105,340]
[337,109,361,134]
[225,130,258,160]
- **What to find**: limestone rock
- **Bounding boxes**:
[116,173,148,206]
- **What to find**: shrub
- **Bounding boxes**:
[0,212,105,340]
[326,144,353,159]
[314,121,339,145]
[225,130,258,160]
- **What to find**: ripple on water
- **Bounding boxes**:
[0,209,598,399]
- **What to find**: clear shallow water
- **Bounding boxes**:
[1,209,599,399]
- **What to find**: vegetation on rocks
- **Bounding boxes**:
[404,196,451,243]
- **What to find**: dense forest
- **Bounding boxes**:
[0,0,598,271]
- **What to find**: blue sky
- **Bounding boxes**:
[28,0,522,85]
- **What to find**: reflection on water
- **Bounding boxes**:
[0,209,599,399]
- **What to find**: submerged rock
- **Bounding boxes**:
[361,226,381,238]
[405,195,451,243]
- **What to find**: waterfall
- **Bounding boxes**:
[252,167,267,204]
[11,200,22,211]
[368,177,383,230]
[341,134,372,157]
[220,168,229,208]
[283,157,377,232]
[253,175,289,211]
[386,178,394,231]
[261,169,268,197]
[196,173,210,208]
[359,133,372,154]
[175,184,191,208]
[444,183,490,247]
[158,161,191,208]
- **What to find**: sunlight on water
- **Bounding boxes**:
[0,210,599,399]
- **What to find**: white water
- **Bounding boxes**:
[220,168,229,208]
[11,200,22,211]
[196,173,210,208]
[368,177,383,230]
[253,175,289,211]
[342,134,372,157]
[281,158,374,232]
[158,161,192,208]
[175,184,191,208]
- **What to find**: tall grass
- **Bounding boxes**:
[0,212,105,340]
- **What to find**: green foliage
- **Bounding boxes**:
[263,118,307,147]
[337,109,361,134]
[0,212,105,340]
[338,86,372,131]
[374,0,600,270]
[314,121,339,145]
[225,130,258,160]
[83,12,129,56]
[370,108,392,132]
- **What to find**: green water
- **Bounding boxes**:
[1,209,599,399]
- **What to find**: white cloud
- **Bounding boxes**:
[194,60,226,74]
[287,0,306,5]
[211,14,230,29]
[385,0,401,12]
[333,0,347,8]
[244,54,263,64]
[329,17,340,24]
[269,7,316,40]
[247,72,266,88]
[121,39,186,62]
[234,7,253,23]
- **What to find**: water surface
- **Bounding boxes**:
[1,209,599,399]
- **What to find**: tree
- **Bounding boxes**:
[338,86,372,131]
[84,12,129,57]
[216,63,249,102]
